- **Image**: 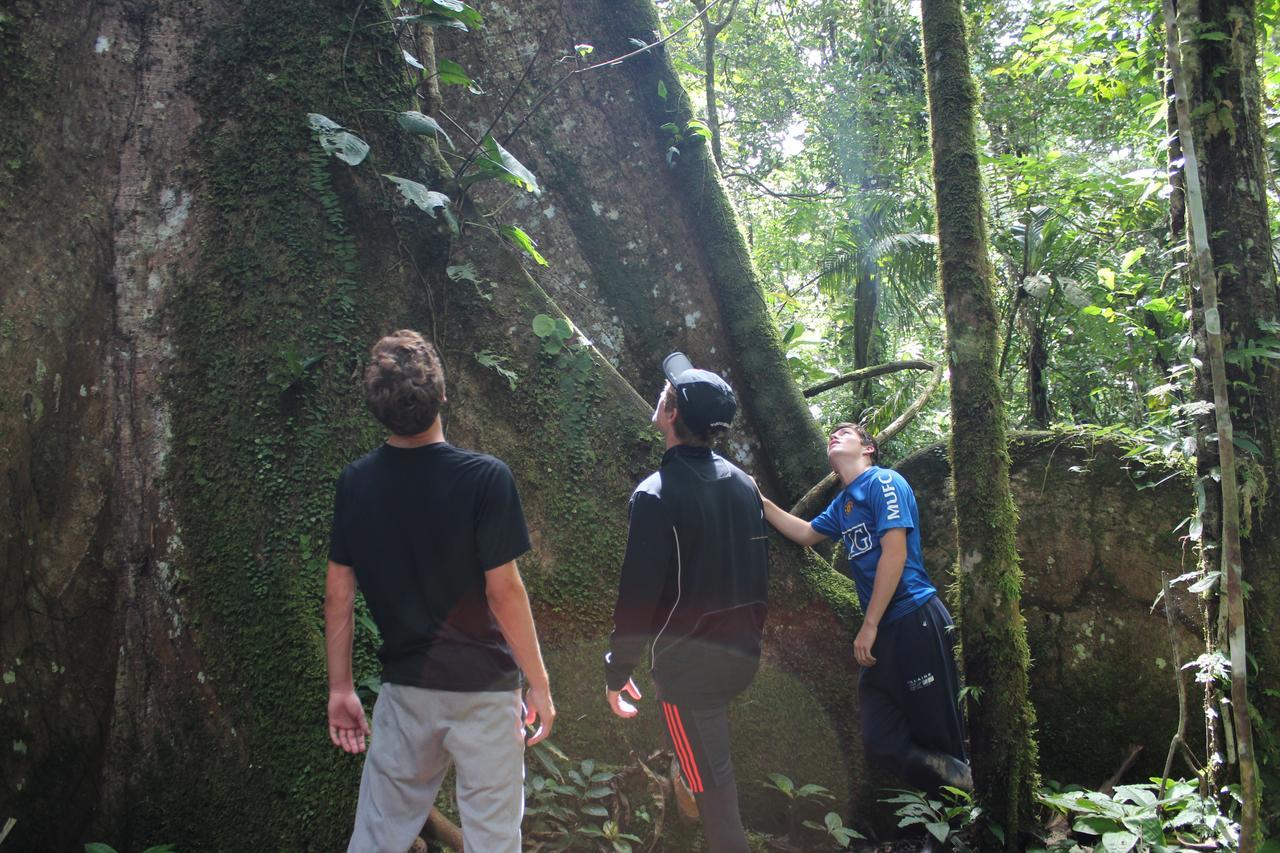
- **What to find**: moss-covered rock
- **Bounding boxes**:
[897,431,1203,787]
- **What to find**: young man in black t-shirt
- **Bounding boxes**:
[326,329,554,853]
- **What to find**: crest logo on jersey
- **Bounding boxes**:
[843,499,854,516]
[843,522,872,558]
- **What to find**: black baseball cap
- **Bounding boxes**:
[662,352,737,433]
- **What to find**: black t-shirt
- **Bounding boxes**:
[328,442,531,691]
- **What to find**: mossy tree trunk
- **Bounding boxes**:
[0,0,854,848]
[1175,0,1280,832]
[919,0,1038,844]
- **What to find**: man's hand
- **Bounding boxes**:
[854,621,878,668]
[523,682,556,746]
[328,689,370,754]
[606,678,642,718]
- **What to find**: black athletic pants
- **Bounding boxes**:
[858,595,967,777]
[661,700,749,853]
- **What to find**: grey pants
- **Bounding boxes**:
[348,685,525,853]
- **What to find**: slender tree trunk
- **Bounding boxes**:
[692,0,740,169]
[1165,16,1260,843]
[1025,315,1050,428]
[1168,0,1278,837]
[919,0,1038,844]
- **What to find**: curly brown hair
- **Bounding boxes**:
[363,330,445,436]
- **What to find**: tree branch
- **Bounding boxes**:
[802,360,936,398]
[722,170,850,201]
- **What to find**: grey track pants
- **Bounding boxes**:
[348,685,525,853]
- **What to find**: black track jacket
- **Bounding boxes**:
[605,444,769,708]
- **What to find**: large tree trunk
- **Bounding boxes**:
[919,0,1038,844]
[0,1,851,848]
[1178,0,1280,829]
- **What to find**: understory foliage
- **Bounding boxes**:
[656,0,1278,844]
[656,0,1280,465]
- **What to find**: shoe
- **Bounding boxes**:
[670,755,700,820]
[903,746,973,792]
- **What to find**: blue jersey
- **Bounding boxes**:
[810,466,935,625]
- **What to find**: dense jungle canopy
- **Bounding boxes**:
[1,0,1278,850]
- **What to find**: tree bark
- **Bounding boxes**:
[0,1,849,848]
[1168,0,1276,837]
[919,0,1039,844]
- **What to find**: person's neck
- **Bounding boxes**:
[386,420,445,448]
[832,456,873,487]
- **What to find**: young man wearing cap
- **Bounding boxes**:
[326,330,555,853]
[760,423,970,792]
[604,353,768,853]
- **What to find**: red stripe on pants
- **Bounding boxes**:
[662,701,704,792]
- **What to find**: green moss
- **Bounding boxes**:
[152,1,433,847]
[0,2,44,198]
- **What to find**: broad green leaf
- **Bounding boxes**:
[1112,784,1157,806]
[795,783,832,798]
[436,58,470,86]
[552,317,572,339]
[532,314,557,337]
[472,135,540,194]
[415,0,483,27]
[925,822,950,843]
[529,741,564,781]
[766,772,795,794]
[1100,830,1139,853]
[536,739,569,761]
[684,119,713,141]
[581,804,610,817]
[824,811,842,831]
[585,786,613,798]
[397,111,454,148]
[307,113,341,133]
[394,13,468,31]
[501,225,549,266]
[1119,247,1146,272]
[84,846,118,853]
[309,114,370,165]
[1074,815,1122,835]
[382,175,450,218]
[657,80,668,100]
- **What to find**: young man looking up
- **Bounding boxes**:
[761,424,970,792]
[325,329,554,853]
[604,352,769,853]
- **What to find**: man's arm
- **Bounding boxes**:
[853,528,907,667]
[604,491,674,717]
[325,560,369,753]
[761,496,828,547]
[485,561,556,745]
